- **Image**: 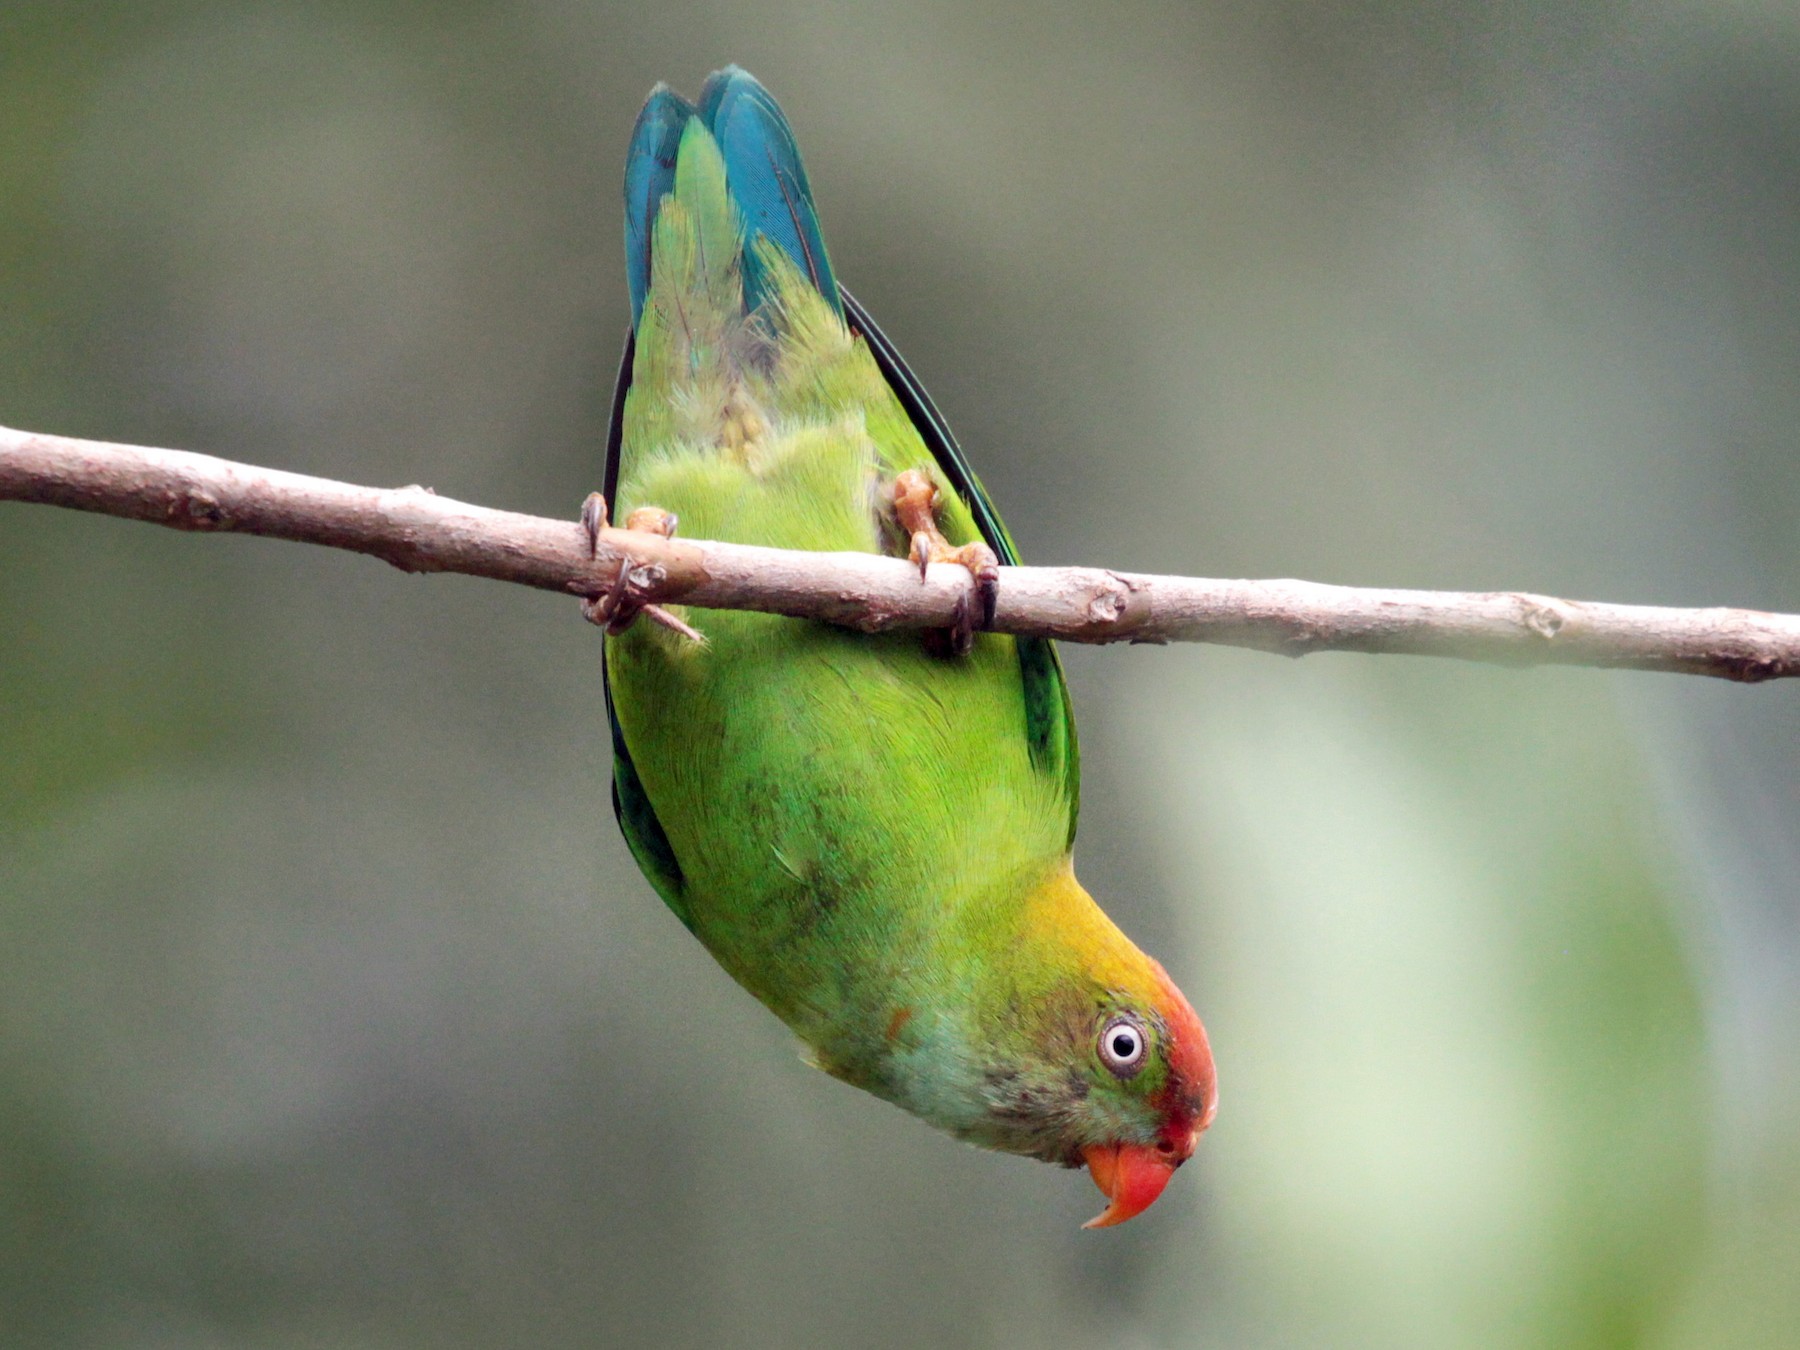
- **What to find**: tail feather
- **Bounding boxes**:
[627,69,841,327]
[697,66,841,317]
[624,84,697,325]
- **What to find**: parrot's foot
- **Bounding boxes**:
[578,492,704,642]
[890,469,999,657]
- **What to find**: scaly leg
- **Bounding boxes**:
[578,493,704,642]
[891,468,1000,657]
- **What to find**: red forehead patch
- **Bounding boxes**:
[1148,959,1218,1133]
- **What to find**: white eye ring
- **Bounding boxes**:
[1098,1017,1148,1077]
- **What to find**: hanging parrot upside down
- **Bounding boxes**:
[590,67,1217,1228]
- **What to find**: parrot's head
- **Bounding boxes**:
[1065,957,1216,1228]
[811,867,1214,1228]
[939,868,1217,1229]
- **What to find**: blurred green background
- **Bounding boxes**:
[2,3,1796,1347]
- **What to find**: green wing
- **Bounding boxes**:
[841,288,1081,842]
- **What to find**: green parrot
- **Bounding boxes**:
[596,67,1216,1227]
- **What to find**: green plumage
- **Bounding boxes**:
[604,77,1211,1180]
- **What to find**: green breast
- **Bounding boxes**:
[606,424,1069,1069]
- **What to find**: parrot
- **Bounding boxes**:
[592,66,1216,1228]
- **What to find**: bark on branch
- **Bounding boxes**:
[4,423,1797,683]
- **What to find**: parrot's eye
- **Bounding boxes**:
[1097,1016,1148,1077]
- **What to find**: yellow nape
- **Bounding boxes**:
[1020,862,1161,993]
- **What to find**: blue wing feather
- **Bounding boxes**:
[624,85,696,326]
[698,66,841,317]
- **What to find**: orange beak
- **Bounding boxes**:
[1081,1141,1181,1229]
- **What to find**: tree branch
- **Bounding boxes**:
[4,423,1796,682]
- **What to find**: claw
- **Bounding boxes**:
[891,468,999,655]
[575,494,702,643]
[625,506,678,538]
[908,531,933,580]
[965,544,1000,630]
[946,593,974,658]
[578,557,626,627]
[580,492,609,556]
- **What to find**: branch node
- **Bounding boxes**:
[624,561,668,596]
[1517,595,1570,640]
[1074,570,1150,640]
[1718,652,1786,683]
[1086,585,1129,626]
[1279,628,1325,658]
[851,597,902,633]
[167,488,230,531]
